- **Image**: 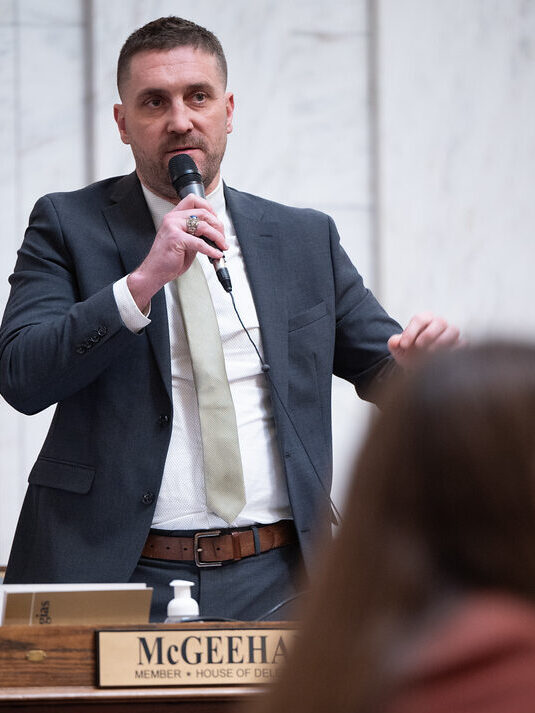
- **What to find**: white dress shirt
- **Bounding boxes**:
[113,179,291,530]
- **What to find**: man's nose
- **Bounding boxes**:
[167,101,193,133]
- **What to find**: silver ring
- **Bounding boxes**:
[186,215,200,236]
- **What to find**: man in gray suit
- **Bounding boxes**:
[0,17,459,620]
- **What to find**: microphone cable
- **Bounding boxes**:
[256,590,308,621]
[229,291,343,527]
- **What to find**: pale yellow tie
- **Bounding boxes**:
[176,259,246,523]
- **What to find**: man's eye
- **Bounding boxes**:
[192,92,207,103]
[146,98,162,108]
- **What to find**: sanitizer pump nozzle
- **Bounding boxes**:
[165,579,199,622]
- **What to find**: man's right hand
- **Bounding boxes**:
[127,193,227,313]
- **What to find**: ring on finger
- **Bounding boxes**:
[186,215,200,236]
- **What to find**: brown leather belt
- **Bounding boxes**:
[141,520,297,567]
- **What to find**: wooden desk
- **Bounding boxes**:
[0,685,258,711]
[0,623,273,711]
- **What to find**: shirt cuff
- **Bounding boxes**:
[113,276,151,333]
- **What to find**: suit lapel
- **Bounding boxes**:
[224,185,288,400]
[102,173,172,402]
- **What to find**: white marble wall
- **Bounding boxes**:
[0,0,87,565]
[376,0,535,339]
[2,0,534,564]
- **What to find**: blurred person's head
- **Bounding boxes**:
[258,341,535,713]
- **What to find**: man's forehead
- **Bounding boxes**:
[126,46,224,88]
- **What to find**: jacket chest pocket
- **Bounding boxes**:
[29,457,95,494]
[288,301,327,333]
[287,302,330,409]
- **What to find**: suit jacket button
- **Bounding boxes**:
[89,331,100,343]
[141,491,154,505]
[97,326,108,337]
[76,345,86,354]
[158,414,170,426]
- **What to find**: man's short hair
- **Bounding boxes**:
[117,16,227,96]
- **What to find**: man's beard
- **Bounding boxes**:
[132,135,226,201]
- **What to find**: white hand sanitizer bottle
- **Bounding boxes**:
[165,579,199,622]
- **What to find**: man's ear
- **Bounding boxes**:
[113,104,130,145]
[225,92,235,134]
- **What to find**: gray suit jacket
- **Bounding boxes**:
[0,172,400,583]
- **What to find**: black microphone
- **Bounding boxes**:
[168,154,232,292]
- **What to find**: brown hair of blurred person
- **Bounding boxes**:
[254,341,535,713]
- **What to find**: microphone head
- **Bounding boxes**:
[168,154,204,198]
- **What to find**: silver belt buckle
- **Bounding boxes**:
[194,530,222,567]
